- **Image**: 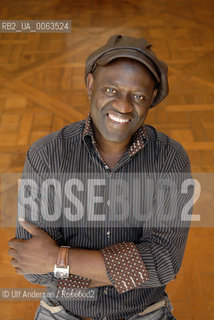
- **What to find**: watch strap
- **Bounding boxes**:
[56,246,70,268]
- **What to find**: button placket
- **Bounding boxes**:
[104,287,109,295]
[106,172,112,214]
[104,174,111,229]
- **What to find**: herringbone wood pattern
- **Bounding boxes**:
[0,0,214,319]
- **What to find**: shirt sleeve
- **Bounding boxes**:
[16,148,92,289]
[15,147,61,286]
[101,146,193,294]
[100,241,149,293]
[134,149,193,288]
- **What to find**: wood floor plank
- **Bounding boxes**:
[17,113,33,146]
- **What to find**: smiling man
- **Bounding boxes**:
[8,35,192,320]
[87,58,157,169]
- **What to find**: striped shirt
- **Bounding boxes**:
[16,117,192,320]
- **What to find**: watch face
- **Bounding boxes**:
[56,271,67,278]
[54,265,69,278]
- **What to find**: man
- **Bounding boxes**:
[8,35,192,320]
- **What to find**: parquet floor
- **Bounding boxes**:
[0,0,214,319]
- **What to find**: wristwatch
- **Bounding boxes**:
[54,246,70,278]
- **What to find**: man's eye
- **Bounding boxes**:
[105,88,117,94]
[133,94,144,101]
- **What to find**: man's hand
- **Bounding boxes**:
[8,219,60,275]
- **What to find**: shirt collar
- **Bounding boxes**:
[83,114,148,157]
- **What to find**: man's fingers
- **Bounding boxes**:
[8,238,16,247]
[15,267,23,274]
[18,219,41,236]
[8,248,18,258]
[11,258,19,267]
[8,238,25,248]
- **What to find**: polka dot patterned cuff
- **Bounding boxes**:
[57,274,90,289]
[101,241,149,294]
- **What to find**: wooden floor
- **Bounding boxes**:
[0,0,214,319]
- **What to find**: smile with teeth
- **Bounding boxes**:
[107,113,130,124]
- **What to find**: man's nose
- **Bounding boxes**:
[113,96,134,114]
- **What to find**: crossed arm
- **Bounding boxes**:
[8,219,111,287]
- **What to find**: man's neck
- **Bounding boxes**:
[93,130,131,170]
[94,130,131,156]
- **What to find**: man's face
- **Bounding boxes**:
[87,58,157,145]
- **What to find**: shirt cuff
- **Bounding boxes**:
[101,241,149,293]
[57,274,90,289]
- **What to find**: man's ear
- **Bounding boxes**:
[86,73,94,99]
[152,88,158,103]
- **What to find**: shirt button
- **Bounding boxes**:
[104,165,109,170]
[106,231,111,237]
[104,287,109,295]
[103,317,107,320]
[106,199,110,206]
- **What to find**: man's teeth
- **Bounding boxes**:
[108,113,130,123]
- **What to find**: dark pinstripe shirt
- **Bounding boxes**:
[16,118,192,320]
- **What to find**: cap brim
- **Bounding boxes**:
[94,48,160,83]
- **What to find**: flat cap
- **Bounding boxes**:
[85,34,169,107]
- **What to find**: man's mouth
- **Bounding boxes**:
[107,113,131,124]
